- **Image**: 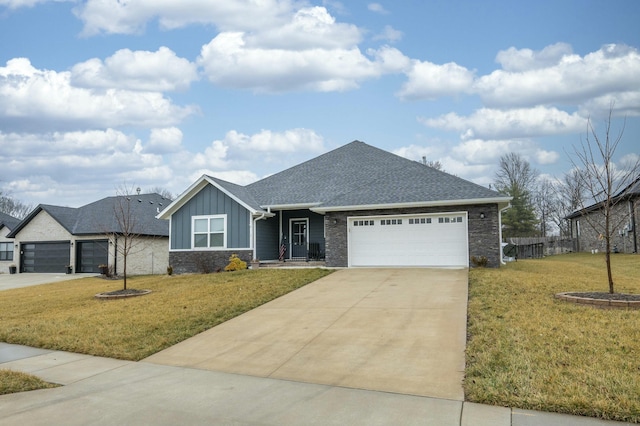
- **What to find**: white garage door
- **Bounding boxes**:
[348,213,468,267]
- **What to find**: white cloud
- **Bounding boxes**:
[396,60,475,100]
[146,127,184,154]
[222,128,325,153]
[421,106,586,140]
[245,6,362,50]
[373,25,403,43]
[198,31,386,93]
[0,0,69,9]
[475,43,640,109]
[73,0,294,36]
[495,42,573,72]
[0,58,196,132]
[71,47,198,92]
[451,139,559,166]
[367,3,388,14]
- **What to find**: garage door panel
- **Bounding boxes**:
[349,214,468,267]
[20,242,70,273]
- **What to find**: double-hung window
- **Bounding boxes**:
[192,215,226,249]
[0,242,13,261]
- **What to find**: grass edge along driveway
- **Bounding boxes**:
[466,253,640,424]
[0,268,332,361]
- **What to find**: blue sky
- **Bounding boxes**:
[1,0,639,207]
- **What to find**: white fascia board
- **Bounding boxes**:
[157,175,267,220]
[311,197,512,213]
[262,202,323,211]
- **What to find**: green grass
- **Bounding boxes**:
[0,268,332,361]
[466,253,640,423]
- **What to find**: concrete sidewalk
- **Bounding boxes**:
[0,343,632,425]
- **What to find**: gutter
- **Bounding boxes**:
[311,197,512,213]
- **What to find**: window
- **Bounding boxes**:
[0,242,12,261]
[192,215,226,249]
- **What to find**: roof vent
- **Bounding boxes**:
[149,201,154,204]
[138,199,142,203]
[156,207,160,213]
[136,187,141,195]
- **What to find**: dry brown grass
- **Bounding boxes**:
[466,253,640,423]
[0,269,332,361]
[0,370,59,395]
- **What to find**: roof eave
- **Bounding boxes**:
[156,175,264,220]
[311,197,512,213]
[262,202,323,211]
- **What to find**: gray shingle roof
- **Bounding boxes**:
[247,141,505,209]
[8,194,169,237]
[208,176,264,212]
[0,212,21,231]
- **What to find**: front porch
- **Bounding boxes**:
[255,260,327,269]
[255,209,326,262]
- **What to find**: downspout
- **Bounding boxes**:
[499,204,511,265]
[113,234,118,275]
[252,211,267,260]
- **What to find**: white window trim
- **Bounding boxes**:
[192,214,227,250]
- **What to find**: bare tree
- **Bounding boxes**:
[0,191,33,219]
[569,109,640,293]
[110,185,144,291]
[147,186,174,201]
[550,169,587,237]
[421,156,444,172]
[533,178,555,237]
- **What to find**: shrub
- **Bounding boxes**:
[470,255,489,267]
[167,265,173,276]
[224,254,247,272]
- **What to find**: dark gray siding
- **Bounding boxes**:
[281,210,325,258]
[170,184,250,250]
[256,214,279,260]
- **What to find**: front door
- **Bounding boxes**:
[290,219,308,260]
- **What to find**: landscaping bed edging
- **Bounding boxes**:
[555,292,640,310]
[95,289,152,300]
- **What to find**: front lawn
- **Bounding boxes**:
[0,268,332,361]
[466,253,640,423]
[0,369,59,395]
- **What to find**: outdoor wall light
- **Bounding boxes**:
[333,219,338,224]
[480,212,485,219]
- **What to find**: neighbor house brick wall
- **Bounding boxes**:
[169,250,253,274]
[324,204,502,268]
[572,199,639,254]
[112,237,169,276]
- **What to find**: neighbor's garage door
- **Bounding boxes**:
[76,240,109,273]
[20,241,70,273]
[348,213,468,267]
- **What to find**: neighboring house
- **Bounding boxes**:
[566,176,639,254]
[7,193,170,274]
[158,141,511,272]
[0,212,21,273]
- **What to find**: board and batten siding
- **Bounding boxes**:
[255,214,279,260]
[170,184,251,250]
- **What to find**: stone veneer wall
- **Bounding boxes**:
[169,250,253,274]
[324,204,502,268]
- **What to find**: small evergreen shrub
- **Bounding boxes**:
[224,254,247,272]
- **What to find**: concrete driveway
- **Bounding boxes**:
[0,273,97,291]
[145,268,468,401]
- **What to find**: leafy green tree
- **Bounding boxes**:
[494,153,539,239]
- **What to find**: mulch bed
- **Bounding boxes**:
[565,292,640,301]
[94,289,152,299]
